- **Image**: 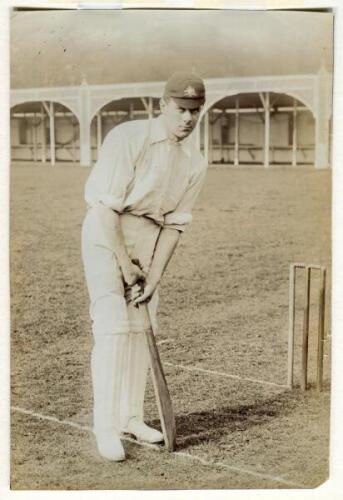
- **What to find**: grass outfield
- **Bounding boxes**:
[10,163,331,489]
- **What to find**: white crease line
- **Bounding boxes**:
[165,362,287,389]
[173,451,304,488]
[11,405,160,448]
[11,406,92,432]
[11,405,304,488]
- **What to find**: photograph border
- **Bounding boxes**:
[1,1,343,499]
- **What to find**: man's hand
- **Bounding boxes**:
[132,281,157,307]
[125,227,180,307]
[124,280,157,307]
[121,259,146,287]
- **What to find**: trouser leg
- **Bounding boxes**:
[120,331,149,426]
[82,210,130,459]
[91,333,128,461]
[120,292,158,425]
[92,334,129,434]
[121,294,163,443]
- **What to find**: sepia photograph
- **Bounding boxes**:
[9,7,333,491]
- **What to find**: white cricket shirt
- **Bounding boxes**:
[85,115,207,232]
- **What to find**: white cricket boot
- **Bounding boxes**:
[91,334,128,461]
[121,331,164,444]
[124,416,164,444]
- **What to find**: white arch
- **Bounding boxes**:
[10,98,80,122]
[199,89,316,167]
[90,97,128,123]
[277,91,315,118]
[90,95,159,123]
[201,90,315,117]
[10,99,81,166]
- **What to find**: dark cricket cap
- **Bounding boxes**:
[163,71,206,109]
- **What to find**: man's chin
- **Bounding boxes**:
[176,129,193,140]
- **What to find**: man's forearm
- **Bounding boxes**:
[147,228,181,286]
[92,204,132,272]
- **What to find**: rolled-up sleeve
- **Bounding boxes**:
[164,163,207,232]
[85,126,135,212]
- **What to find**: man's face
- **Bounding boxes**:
[160,98,202,141]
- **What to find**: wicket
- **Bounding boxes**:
[288,263,327,391]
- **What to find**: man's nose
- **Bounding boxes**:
[182,109,192,122]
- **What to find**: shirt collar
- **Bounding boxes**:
[149,115,192,158]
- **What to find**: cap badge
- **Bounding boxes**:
[184,85,197,97]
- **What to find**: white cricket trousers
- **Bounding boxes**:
[81,209,161,434]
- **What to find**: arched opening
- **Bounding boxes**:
[90,97,161,161]
[10,101,80,164]
[202,92,315,167]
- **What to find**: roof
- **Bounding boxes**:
[10,9,333,89]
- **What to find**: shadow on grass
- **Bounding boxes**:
[148,390,305,451]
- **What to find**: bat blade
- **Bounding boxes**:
[145,304,176,452]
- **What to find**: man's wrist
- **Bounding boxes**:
[146,274,160,289]
[118,254,133,276]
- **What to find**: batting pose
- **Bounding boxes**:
[81,72,207,461]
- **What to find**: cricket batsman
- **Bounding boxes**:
[81,71,207,461]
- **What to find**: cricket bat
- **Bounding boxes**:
[144,303,177,452]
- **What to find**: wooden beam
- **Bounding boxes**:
[234,97,240,167]
[208,110,213,164]
[13,105,307,119]
[97,112,102,155]
[148,97,153,119]
[12,105,310,119]
[32,114,37,162]
[129,102,134,120]
[41,105,46,163]
[210,106,309,115]
[219,112,223,162]
[264,92,270,168]
[13,111,72,118]
[20,107,318,119]
[102,111,128,117]
[72,122,77,163]
[204,111,209,164]
[259,92,266,109]
[49,102,55,166]
[42,101,50,116]
[141,97,149,113]
[292,99,298,167]
[226,113,230,164]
